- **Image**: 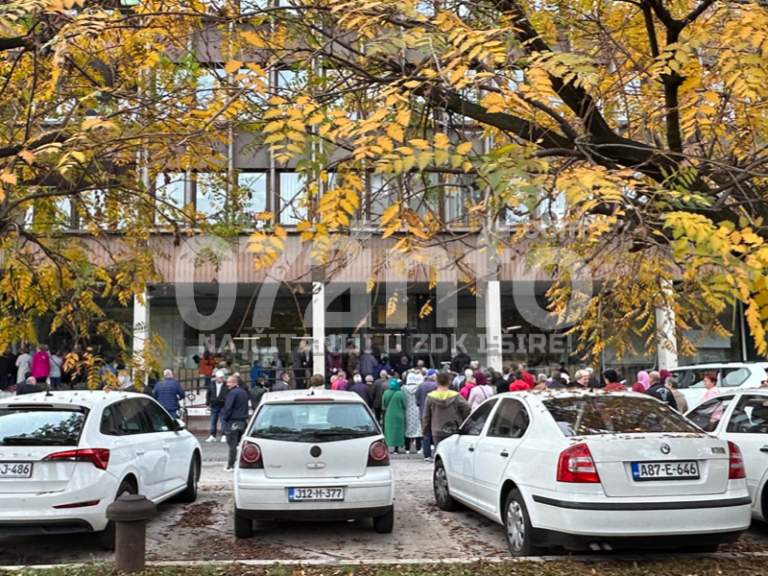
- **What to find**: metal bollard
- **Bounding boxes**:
[106,494,157,573]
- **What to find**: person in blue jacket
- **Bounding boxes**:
[153,369,185,418]
[222,375,250,471]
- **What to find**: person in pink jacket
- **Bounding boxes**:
[31,344,51,385]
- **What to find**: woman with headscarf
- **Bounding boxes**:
[382,379,406,453]
[468,371,495,410]
[401,373,423,453]
[632,370,650,393]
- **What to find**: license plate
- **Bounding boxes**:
[289,487,345,501]
[0,463,32,479]
[632,460,699,481]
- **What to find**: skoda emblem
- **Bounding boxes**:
[660,443,671,455]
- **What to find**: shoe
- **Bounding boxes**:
[223,465,234,472]
[417,449,423,454]
[205,436,215,443]
[221,436,227,442]
[424,457,433,463]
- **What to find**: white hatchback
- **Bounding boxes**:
[0,391,202,549]
[233,389,394,537]
[686,388,768,521]
[433,390,751,556]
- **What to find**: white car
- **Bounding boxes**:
[671,362,768,408]
[233,389,394,537]
[0,391,202,549]
[432,390,751,556]
[686,388,768,521]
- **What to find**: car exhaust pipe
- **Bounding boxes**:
[588,542,601,551]
[601,542,613,551]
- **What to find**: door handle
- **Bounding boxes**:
[162,445,170,451]
[760,446,768,453]
[500,450,509,457]
[468,446,475,452]
[135,449,145,456]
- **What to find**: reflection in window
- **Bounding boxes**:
[369,174,399,222]
[276,70,308,98]
[196,172,226,219]
[279,172,307,225]
[408,173,439,219]
[444,174,480,225]
[155,174,186,222]
[238,172,268,217]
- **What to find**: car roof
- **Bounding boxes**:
[670,362,767,370]
[260,389,366,404]
[708,388,768,397]
[497,389,644,404]
[0,390,146,409]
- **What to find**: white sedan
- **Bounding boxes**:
[433,390,751,556]
[686,388,768,521]
[233,390,394,537]
[0,391,202,549]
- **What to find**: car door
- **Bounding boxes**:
[114,398,166,500]
[720,394,768,517]
[473,398,529,514]
[141,399,188,497]
[686,394,735,433]
[443,399,497,506]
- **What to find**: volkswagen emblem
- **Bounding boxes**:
[660,443,671,455]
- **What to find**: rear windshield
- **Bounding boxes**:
[0,408,86,446]
[543,396,701,437]
[250,402,379,443]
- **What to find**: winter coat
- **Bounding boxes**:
[459,382,476,400]
[393,362,411,377]
[401,383,422,438]
[422,389,471,436]
[416,380,438,416]
[31,351,50,379]
[372,377,390,409]
[271,380,291,392]
[382,388,406,447]
[359,353,377,378]
[249,385,267,410]
[452,353,471,374]
[154,378,185,413]
[509,380,531,392]
[647,383,678,411]
[468,384,495,410]
[15,353,31,384]
[350,382,372,406]
[206,380,229,409]
[222,386,249,422]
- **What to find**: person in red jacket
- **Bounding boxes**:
[509,370,531,392]
[520,363,535,389]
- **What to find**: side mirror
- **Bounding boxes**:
[441,421,460,435]
[173,419,186,432]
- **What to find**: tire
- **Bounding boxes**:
[433,459,461,511]
[234,509,253,539]
[373,506,394,534]
[176,455,200,503]
[503,489,544,557]
[97,480,136,551]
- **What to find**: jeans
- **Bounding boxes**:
[203,376,211,389]
[210,407,226,437]
[49,377,61,390]
[423,430,433,458]
[225,421,246,468]
[407,438,422,452]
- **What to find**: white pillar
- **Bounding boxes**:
[656,282,678,370]
[133,290,149,370]
[312,281,326,376]
[485,280,503,370]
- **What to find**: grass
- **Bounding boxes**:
[8,558,768,576]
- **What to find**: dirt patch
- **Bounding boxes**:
[177,501,218,528]
[719,533,768,553]
[196,536,298,560]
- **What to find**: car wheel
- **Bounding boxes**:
[234,509,253,539]
[504,489,544,557]
[433,460,461,511]
[373,506,394,534]
[176,456,200,503]
[97,480,136,551]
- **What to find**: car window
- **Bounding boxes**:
[0,408,85,446]
[543,396,700,436]
[488,399,529,439]
[727,395,768,434]
[687,396,734,432]
[142,400,174,433]
[100,404,123,436]
[460,398,498,436]
[117,399,151,435]
[722,368,750,387]
[673,368,721,390]
[250,402,378,443]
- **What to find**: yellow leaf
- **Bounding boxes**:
[241,31,266,48]
[434,133,450,149]
[396,108,411,127]
[409,139,430,150]
[456,142,473,155]
[0,173,17,185]
[387,124,404,142]
[381,204,400,226]
[224,60,242,74]
[18,149,35,164]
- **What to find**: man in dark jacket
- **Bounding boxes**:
[153,369,185,418]
[16,375,41,396]
[350,374,372,406]
[249,379,268,411]
[422,373,471,452]
[272,371,292,391]
[451,347,471,374]
[371,369,390,422]
[292,340,312,390]
[359,349,377,379]
[646,370,678,410]
[416,371,439,461]
[222,375,250,471]
[205,370,229,443]
[412,340,432,369]
[0,348,15,391]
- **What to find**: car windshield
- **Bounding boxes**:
[0,408,86,446]
[250,402,379,443]
[543,396,701,437]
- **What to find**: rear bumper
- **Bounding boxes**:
[236,505,393,521]
[531,528,745,551]
[0,519,95,537]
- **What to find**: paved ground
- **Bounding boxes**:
[1,442,767,566]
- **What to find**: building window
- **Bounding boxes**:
[196,172,227,219]
[278,172,307,225]
[238,172,268,218]
[155,173,186,223]
[444,174,480,226]
[369,173,398,223]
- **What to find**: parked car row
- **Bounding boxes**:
[0,386,766,557]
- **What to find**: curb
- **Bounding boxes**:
[2,551,768,570]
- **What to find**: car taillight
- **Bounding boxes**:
[368,440,389,467]
[727,441,746,480]
[557,443,600,483]
[43,449,110,470]
[240,441,263,469]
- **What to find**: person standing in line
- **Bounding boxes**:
[293,340,312,390]
[451,347,471,374]
[632,370,651,393]
[205,370,229,443]
[359,348,377,379]
[401,373,423,454]
[272,371,292,392]
[0,348,14,390]
[31,345,50,385]
[422,372,471,448]
[222,375,249,471]
[459,369,476,399]
[393,355,411,378]
[270,352,284,382]
[366,337,381,362]
[468,372,495,410]
[665,376,688,413]
[153,369,185,418]
[602,369,627,391]
[700,372,721,402]
[519,363,535,389]
[200,349,216,390]
[17,375,41,396]
[375,356,391,378]
[372,369,390,423]
[350,374,372,406]
[16,347,32,385]
[416,371,438,462]
[645,370,678,410]
[382,379,406,454]
[48,349,63,390]
[249,377,268,411]
[326,348,343,386]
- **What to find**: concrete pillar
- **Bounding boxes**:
[656,281,678,370]
[133,290,149,358]
[485,280,503,370]
[312,281,326,376]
